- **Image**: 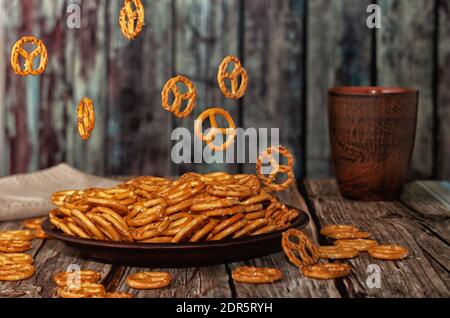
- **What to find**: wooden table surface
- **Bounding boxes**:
[1,180,449,298]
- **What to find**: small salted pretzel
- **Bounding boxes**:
[0,253,33,266]
[209,213,244,238]
[210,219,248,241]
[57,282,106,298]
[334,239,378,252]
[132,217,171,241]
[53,270,101,287]
[161,75,197,118]
[10,36,48,76]
[320,224,359,236]
[35,229,50,239]
[191,196,238,212]
[23,218,45,230]
[368,245,409,260]
[318,246,359,260]
[71,209,106,241]
[77,97,95,141]
[194,108,237,152]
[0,230,35,241]
[256,146,294,192]
[232,266,282,284]
[206,175,260,198]
[325,230,370,240]
[302,263,351,280]
[106,292,134,298]
[0,263,35,281]
[239,190,272,206]
[171,215,207,243]
[189,220,219,243]
[217,55,248,99]
[233,218,268,238]
[282,228,319,268]
[0,240,32,253]
[251,224,277,236]
[126,271,172,289]
[119,0,145,40]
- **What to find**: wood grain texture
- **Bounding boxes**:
[305,179,449,297]
[172,0,241,175]
[241,0,306,177]
[306,0,373,179]
[400,182,450,283]
[2,0,35,174]
[437,0,450,181]
[0,220,45,298]
[231,181,341,298]
[106,0,173,176]
[63,0,108,175]
[377,0,435,179]
[110,265,232,298]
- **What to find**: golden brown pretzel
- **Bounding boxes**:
[119,0,145,40]
[217,55,248,99]
[194,108,237,151]
[0,263,35,281]
[57,282,106,298]
[206,175,260,198]
[334,239,378,252]
[77,97,95,141]
[282,229,319,268]
[0,240,32,253]
[0,230,35,241]
[318,246,359,259]
[10,36,48,76]
[23,218,45,230]
[106,292,134,298]
[256,146,294,192]
[232,266,282,284]
[368,245,409,260]
[126,271,172,289]
[302,263,351,280]
[320,224,359,236]
[161,75,197,118]
[0,253,33,266]
[53,270,101,287]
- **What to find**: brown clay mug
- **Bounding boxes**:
[328,87,419,201]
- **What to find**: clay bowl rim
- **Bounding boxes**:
[329,86,418,97]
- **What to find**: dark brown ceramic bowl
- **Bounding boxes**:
[42,208,309,268]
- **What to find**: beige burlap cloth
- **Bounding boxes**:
[0,163,119,222]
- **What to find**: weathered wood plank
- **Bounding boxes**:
[110,265,232,298]
[377,0,435,178]
[173,0,241,175]
[437,0,450,181]
[2,0,36,174]
[231,182,342,298]
[37,0,69,170]
[307,0,373,179]
[401,182,450,281]
[106,0,173,176]
[64,0,108,175]
[32,239,114,298]
[305,179,450,297]
[0,220,46,298]
[242,0,306,177]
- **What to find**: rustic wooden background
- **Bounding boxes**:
[0,0,449,180]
